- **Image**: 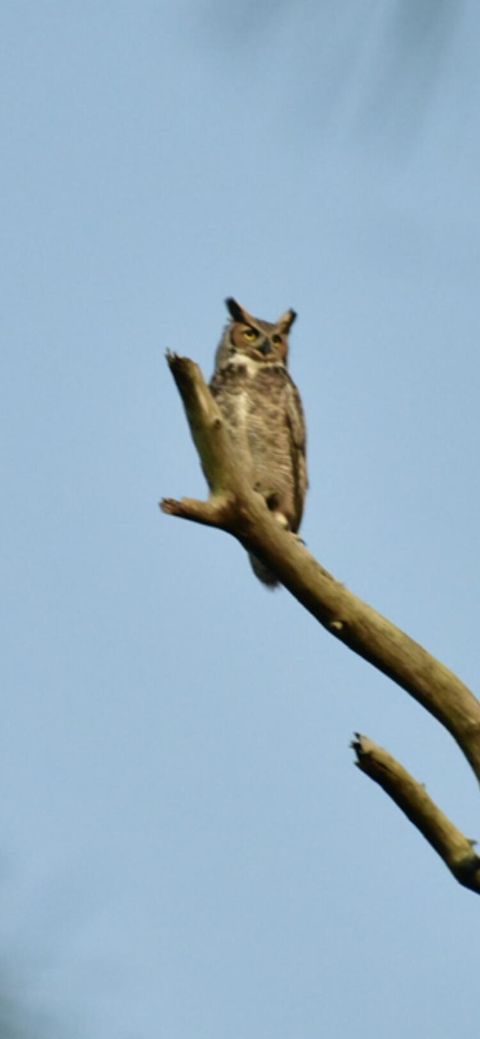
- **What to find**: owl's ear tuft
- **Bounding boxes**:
[225,298,251,324]
[277,309,297,334]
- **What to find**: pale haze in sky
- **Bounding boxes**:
[2,2,479,1036]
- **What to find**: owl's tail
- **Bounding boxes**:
[248,552,279,589]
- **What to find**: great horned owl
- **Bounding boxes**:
[210,297,308,587]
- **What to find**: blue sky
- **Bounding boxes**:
[2,2,479,1036]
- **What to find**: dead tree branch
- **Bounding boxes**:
[161,353,480,892]
[353,735,480,893]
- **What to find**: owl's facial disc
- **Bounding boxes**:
[230,322,287,363]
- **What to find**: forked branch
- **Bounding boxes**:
[161,353,480,893]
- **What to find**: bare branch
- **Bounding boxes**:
[160,495,234,529]
[165,352,252,501]
[353,735,480,894]
[162,352,480,779]
[162,352,480,888]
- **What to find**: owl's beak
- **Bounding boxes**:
[259,339,273,356]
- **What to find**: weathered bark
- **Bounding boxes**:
[161,353,480,893]
[353,735,480,892]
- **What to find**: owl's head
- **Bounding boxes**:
[215,298,297,371]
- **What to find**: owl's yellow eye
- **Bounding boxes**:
[243,328,258,341]
[271,334,282,345]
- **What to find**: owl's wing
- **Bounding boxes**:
[285,377,308,529]
[286,379,306,453]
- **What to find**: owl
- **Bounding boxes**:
[210,297,308,587]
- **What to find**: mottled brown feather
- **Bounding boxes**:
[210,300,308,586]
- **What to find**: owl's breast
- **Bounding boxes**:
[210,362,254,436]
[211,362,282,430]
[211,363,290,463]
[210,360,306,530]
